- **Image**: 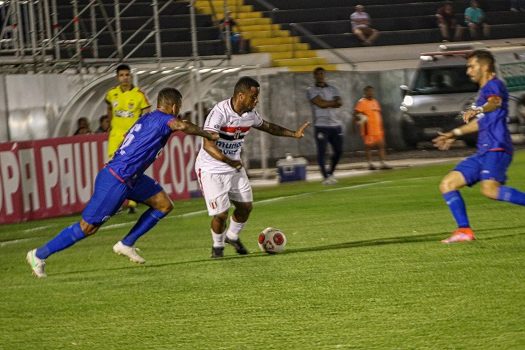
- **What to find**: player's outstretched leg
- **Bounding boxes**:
[225,216,248,255]
[113,208,168,264]
[225,203,252,255]
[441,190,475,243]
[210,211,228,258]
[26,222,87,277]
[496,186,525,206]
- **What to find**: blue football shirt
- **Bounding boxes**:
[108,110,174,182]
[476,77,513,154]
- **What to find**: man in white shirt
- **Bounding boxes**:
[350,4,379,46]
[195,76,310,258]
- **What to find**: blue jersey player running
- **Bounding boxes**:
[433,50,525,243]
[26,88,217,277]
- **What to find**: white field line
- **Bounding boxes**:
[0,238,35,247]
[2,175,438,243]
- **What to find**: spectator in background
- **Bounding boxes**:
[105,63,151,214]
[510,0,525,12]
[436,1,463,41]
[219,11,247,54]
[353,86,391,170]
[95,115,110,133]
[73,117,92,135]
[465,0,490,39]
[307,67,344,185]
[350,4,379,46]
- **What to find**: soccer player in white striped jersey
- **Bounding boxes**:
[195,76,310,258]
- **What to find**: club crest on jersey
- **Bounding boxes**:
[233,128,243,139]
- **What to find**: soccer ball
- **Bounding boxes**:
[258,227,287,254]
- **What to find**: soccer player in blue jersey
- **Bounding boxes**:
[26,88,218,277]
[433,50,525,243]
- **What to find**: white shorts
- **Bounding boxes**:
[196,168,253,216]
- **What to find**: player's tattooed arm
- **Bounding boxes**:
[168,119,218,141]
[202,135,243,171]
[255,120,311,138]
[463,95,502,123]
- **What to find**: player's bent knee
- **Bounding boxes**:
[79,220,99,236]
[480,183,499,199]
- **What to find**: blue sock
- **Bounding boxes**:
[35,222,86,259]
[443,191,470,228]
[121,208,167,246]
[497,186,525,205]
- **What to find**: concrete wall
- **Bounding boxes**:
[0,68,416,166]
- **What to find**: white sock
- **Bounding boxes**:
[226,216,246,241]
[211,229,225,248]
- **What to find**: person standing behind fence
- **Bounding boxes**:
[105,64,151,214]
[307,67,344,185]
[353,86,391,170]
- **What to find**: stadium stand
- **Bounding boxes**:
[55,0,226,59]
[240,0,525,69]
[15,0,524,71]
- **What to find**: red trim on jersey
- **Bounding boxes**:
[107,166,126,184]
[220,126,251,133]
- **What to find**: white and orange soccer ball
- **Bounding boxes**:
[258,227,287,254]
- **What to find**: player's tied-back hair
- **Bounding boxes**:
[234,76,260,96]
[467,50,496,72]
[157,88,182,107]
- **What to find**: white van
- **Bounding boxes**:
[399,43,525,148]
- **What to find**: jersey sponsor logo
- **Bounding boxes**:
[216,140,243,155]
[115,110,135,118]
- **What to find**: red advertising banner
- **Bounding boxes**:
[0,133,201,224]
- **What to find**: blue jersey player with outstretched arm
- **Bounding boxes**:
[433,50,525,243]
[26,88,218,278]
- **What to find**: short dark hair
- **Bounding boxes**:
[233,76,259,95]
[467,50,495,72]
[116,64,131,74]
[99,115,108,122]
[157,88,182,107]
[364,85,374,91]
[313,67,325,74]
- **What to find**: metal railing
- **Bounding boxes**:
[0,0,230,73]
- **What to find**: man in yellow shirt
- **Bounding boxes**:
[105,64,151,213]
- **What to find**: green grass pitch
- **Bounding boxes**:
[1,152,525,349]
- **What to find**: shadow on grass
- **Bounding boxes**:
[53,226,525,277]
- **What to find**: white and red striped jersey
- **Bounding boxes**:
[196,98,264,173]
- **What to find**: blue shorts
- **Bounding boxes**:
[454,151,512,186]
[82,167,163,226]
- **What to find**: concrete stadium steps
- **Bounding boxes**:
[235,18,272,26]
[270,50,318,60]
[251,43,310,53]
[241,30,290,39]
[272,57,328,67]
[192,0,334,70]
[280,12,525,35]
[286,64,338,72]
[238,24,281,32]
